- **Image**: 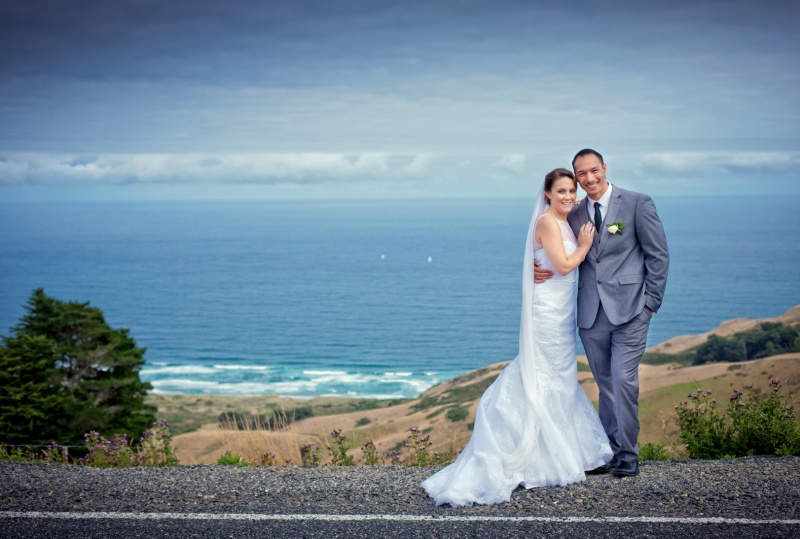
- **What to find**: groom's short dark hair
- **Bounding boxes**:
[572,149,604,169]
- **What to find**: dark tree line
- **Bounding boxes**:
[0,289,156,445]
[693,322,800,365]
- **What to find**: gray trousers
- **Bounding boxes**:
[579,304,651,464]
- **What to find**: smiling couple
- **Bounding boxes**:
[421,149,669,507]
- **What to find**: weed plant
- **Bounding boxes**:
[386,449,403,465]
[300,444,321,466]
[259,451,278,466]
[136,420,179,466]
[405,427,434,466]
[328,429,355,466]
[360,440,380,465]
[79,420,179,467]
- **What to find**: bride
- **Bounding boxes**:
[421,169,613,507]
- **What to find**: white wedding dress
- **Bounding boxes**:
[421,213,612,507]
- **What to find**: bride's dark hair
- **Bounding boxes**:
[543,168,576,205]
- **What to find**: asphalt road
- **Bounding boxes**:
[2,457,799,538]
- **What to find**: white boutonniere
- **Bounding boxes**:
[606,222,626,235]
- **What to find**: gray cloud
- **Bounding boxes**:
[1,1,798,197]
[2,150,797,198]
[0,152,435,185]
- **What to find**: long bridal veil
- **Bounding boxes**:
[503,182,548,471]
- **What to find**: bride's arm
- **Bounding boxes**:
[535,216,593,276]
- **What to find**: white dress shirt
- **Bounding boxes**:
[587,183,614,224]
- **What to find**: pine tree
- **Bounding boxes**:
[0,334,69,444]
[1,289,156,445]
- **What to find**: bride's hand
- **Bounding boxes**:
[577,222,594,250]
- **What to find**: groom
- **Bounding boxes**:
[535,149,669,477]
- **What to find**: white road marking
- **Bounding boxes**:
[1,512,799,525]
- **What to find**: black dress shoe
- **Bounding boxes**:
[612,459,639,477]
[587,456,617,475]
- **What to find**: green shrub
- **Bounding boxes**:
[641,351,692,366]
[639,441,671,461]
[675,378,800,458]
[445,406,469,422]
[217,451,249,466]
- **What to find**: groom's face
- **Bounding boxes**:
[574,154,608,200]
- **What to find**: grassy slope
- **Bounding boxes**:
[162,306,800,464]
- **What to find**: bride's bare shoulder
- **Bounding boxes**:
[534,213,560,238]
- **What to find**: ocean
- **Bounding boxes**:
[1,196,798,399]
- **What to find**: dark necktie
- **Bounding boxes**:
[594,202,603,232]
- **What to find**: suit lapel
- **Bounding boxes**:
[597,188,622,257]
[575,199,600,255]
[577,199,590,227]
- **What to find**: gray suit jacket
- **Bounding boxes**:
[567,186,669,328]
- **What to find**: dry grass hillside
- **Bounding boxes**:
[161,306,800,465]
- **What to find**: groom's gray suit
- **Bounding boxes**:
[567,185,668,466]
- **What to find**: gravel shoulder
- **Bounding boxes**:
[2,457,799,519]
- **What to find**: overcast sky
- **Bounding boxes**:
[1,0,798,200]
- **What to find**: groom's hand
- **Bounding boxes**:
[533,260,554,283]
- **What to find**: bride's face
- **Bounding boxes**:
[547,177,577,216]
